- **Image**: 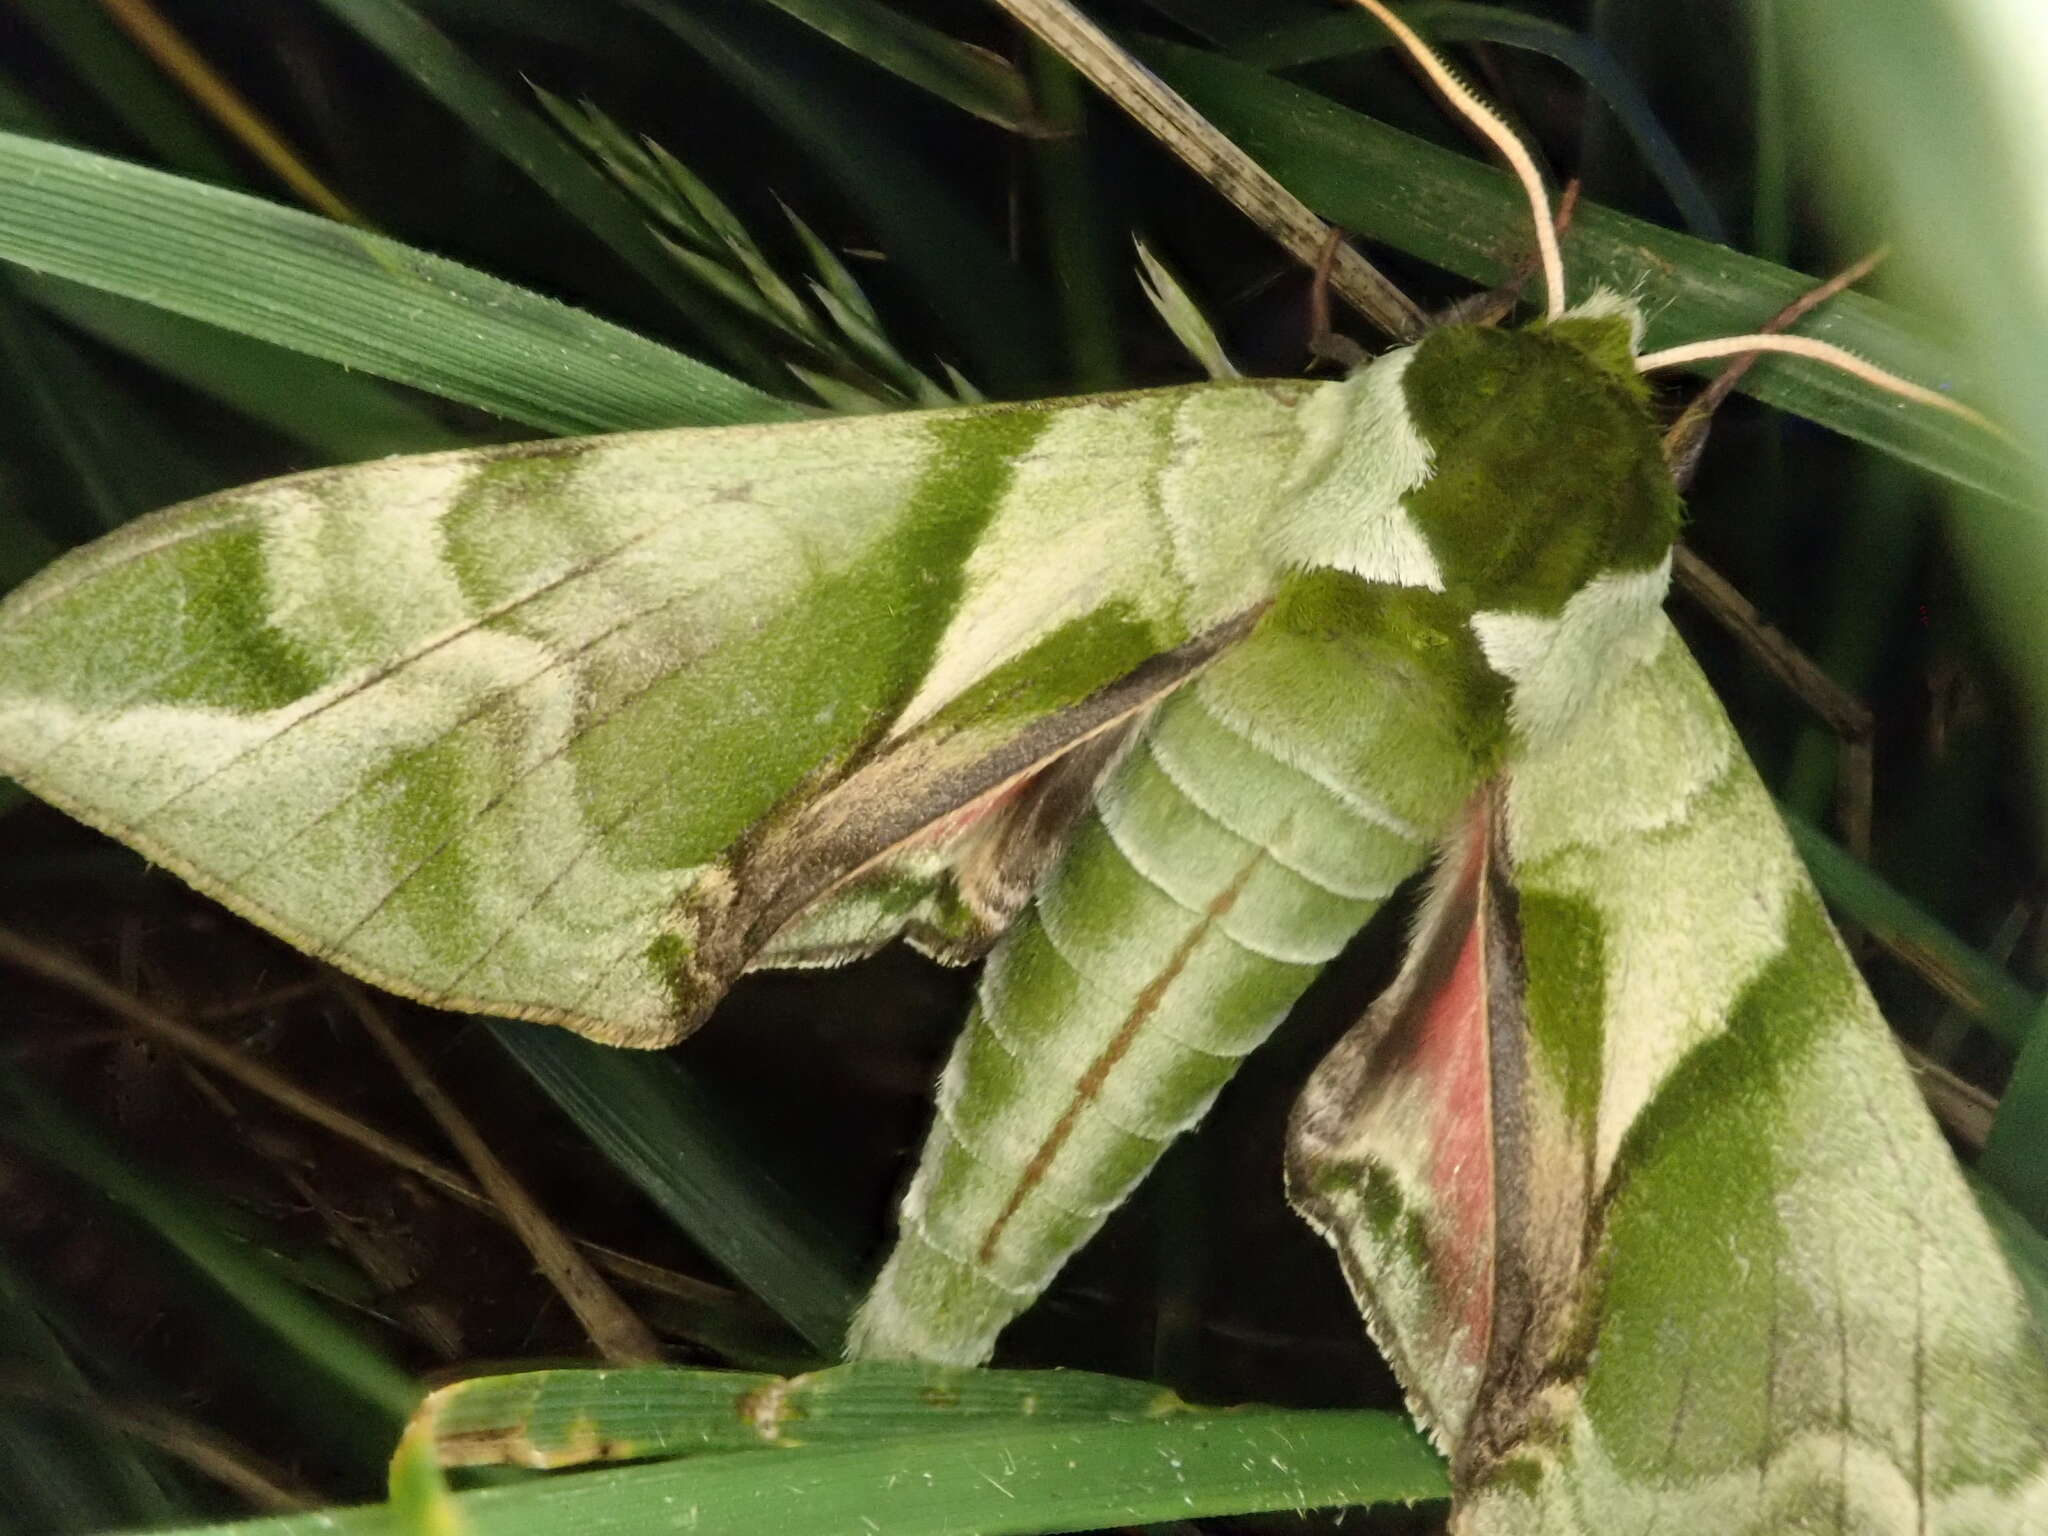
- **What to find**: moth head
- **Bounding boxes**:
[1328,0,1998,745]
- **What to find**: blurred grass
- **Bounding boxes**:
[0,3,2040,1532]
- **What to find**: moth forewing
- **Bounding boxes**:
[1502,626,2048,1527]
[0,381,1310,1049]
[1289,613,2048,1527]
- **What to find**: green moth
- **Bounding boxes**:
[0,0,2043,1528]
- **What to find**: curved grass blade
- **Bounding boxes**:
[0,1254,185,1531]
[1235,0,1726,242]
[1976,1172,2048,1320]
[309,0,787,391]
[995,0,1427,342]
[0,131,802,434]
[1138,38,2032,509]
[405,1361,1189,1469]
[1026,46,1124,389]
[12,0,242,185]
[0,1079,417,1474]
[1779,808,2041,1050]
[19,273,479,461]
[1779,0,2048,881]
[1983,1001,2048,1231]
[0,284,213,533]
[743,0,1040,133]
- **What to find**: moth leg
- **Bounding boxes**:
[1306,228,1370,370]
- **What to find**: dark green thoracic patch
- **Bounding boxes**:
[1399,320,1680,615]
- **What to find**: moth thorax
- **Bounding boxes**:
[1399,319,1680,622]
[1393,317,1682,745]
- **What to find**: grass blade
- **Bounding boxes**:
[11,0,242,184]
[491,1022,863,1357]
[1982,1000,2048,1231]
[1234,0,1727,241]
[409,1360,1188,1467]
[0,1079,419,1468]
[744,0,1040,133]
[20,273,478,461]
[162,1404,1445,1536]
[1778,0,2048,873]
[0,1253,183,1532]
[1779,808,2040,1049]
[0,130,801,434]
[0,284,213,534]
[626,0,1056,394]
[311,0,791,389]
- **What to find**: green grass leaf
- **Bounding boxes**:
[624,0,1057,394]
[0,1080,418,1471]
[409,1360,1192,1467]
[1235,0,1727,242]
[160,1403,1445,1536]
[10,0,243,184]
[20,273,480,462]
[1983,999,2048,1231]
[0,1253,184,1532]
[1779,808,2041,1050]
[0,130,801,434]
[743,0,1042,133]
[491,1023,864,1357]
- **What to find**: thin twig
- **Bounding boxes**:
[333,979,662,1365]
[95,0,367,226]
[0,1371,311,1512]
[173,1059,466,1360]
[0,927,739,1313]
[1659,248,1887,491]
[989,0,1426,341]
[1661,254,1891,862]
[1899,1042,1997,1152]
[1306,229,1367,368]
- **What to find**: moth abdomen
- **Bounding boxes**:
[850,601,1492,1363]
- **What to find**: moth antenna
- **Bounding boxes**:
[1348,0,1565,319]
[1637,333,2004,439]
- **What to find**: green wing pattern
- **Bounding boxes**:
[0,381,1310,1045]
[1290,621,2048,1532]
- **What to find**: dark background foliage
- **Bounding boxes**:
[0,2,2041,1529]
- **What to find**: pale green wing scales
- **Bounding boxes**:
[1289,620,2048,1532]
[0,381,1315,1046]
